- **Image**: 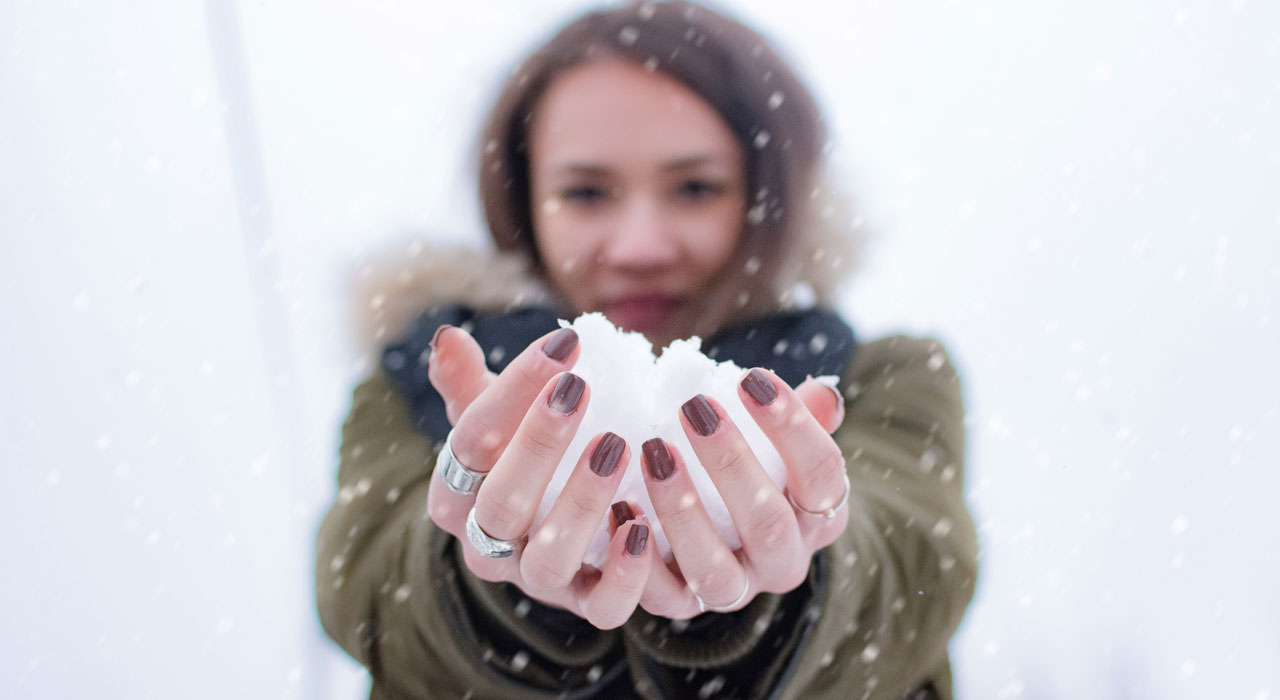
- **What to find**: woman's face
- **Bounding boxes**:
[528,58,747,348]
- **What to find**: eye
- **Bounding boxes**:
[676,179,724,200]
[562,185,609,204]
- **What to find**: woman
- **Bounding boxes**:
[316,2,977,698]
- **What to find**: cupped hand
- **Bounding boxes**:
[633,368,849,618]
[425,325,659,629]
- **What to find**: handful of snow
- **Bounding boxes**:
[531,313,830,567]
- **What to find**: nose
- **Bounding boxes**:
[598,194,679,270]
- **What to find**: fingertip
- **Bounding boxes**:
[641,437,677,481]
[739,367,780,407]
[796,377,844,433]
[541,327,580,364]
[624,521,650,558]
[546,371,589,416]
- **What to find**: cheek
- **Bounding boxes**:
[534,212,598,299]
[684,200,745,273]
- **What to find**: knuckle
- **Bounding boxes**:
[511,358,550,394]
[521,552,575,591]
[688,566,741,605]
[761,562,809,594]
[516,425,564,464]
[558,489,601,525]
[462,548,506,583]
[744,502,798,554]
[638,593,683,620]
[710,447,754,482]
[800,447,846,492]
[426,494,455,530]
[451,415,504,468]
[585,601,628,630]
[661,494,702,531]
[475,489,533,539]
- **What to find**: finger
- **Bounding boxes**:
[794,375,845,434]
[640,438,750,611]
[447,327,580,473]
[522,433,629,592]
[738,368,848,522]
[679,394,807,593]
[637,551,705,619]
[459,535,523,585]
[579,519,652,630]
[606,501,701,619]
[426,325,495,426]
[473,371,589,541]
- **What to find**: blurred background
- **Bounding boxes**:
[2,0,1277,698]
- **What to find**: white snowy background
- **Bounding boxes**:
[2,0,1276,698]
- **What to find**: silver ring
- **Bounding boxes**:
[695,574,751,613]
[787,472,851,520]
[465,506,524,559]
[437,430,486,496]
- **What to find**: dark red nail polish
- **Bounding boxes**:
[625,524,649,557]
[741,368,777,406]
[591,432,626,477]
[611,501,635,528]
[681,395,719,436]
[642,438,675,481]
[548,373,585,414]
[429,324,454,352]
[542,328,578,362]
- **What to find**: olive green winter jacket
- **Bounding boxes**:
[316,333,977,700]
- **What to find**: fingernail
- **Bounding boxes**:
[542,328,578,362]
[740,368,777,406]
[611,501,635,528]
[548,373,585,414]
[823,381,845,413]
[591,432,626,477]
[429,324,454,352]
[642,438,675,481]
[625,524,649,557]
[681,395,719,436]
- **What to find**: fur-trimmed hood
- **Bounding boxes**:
[346,169,866,364]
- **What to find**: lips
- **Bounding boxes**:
[605,294,682,333]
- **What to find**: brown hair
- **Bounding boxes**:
[477,0,847,333]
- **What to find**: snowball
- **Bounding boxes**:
[530,313,836,567]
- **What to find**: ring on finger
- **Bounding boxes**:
[438,429,486,496]
[695,574,751,613]
[466,506,525,559]
[787,472,851,520]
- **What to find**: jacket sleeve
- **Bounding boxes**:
[314,371,622,699]
[782,336,979,700]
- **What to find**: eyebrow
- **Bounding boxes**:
[553,154,729,176]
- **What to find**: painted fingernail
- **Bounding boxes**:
[642,438,675,481]
[542,328,578,362]
[429,324,454,352]
[681,395,719,436]
[548,373,585,414]
[591,432,626,477]
[611,501,635,528]
[741,368,777,406]
[625,524,649,557]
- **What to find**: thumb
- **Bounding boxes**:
[794,375,845,434]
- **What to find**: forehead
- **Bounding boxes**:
[529,58,743,170]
